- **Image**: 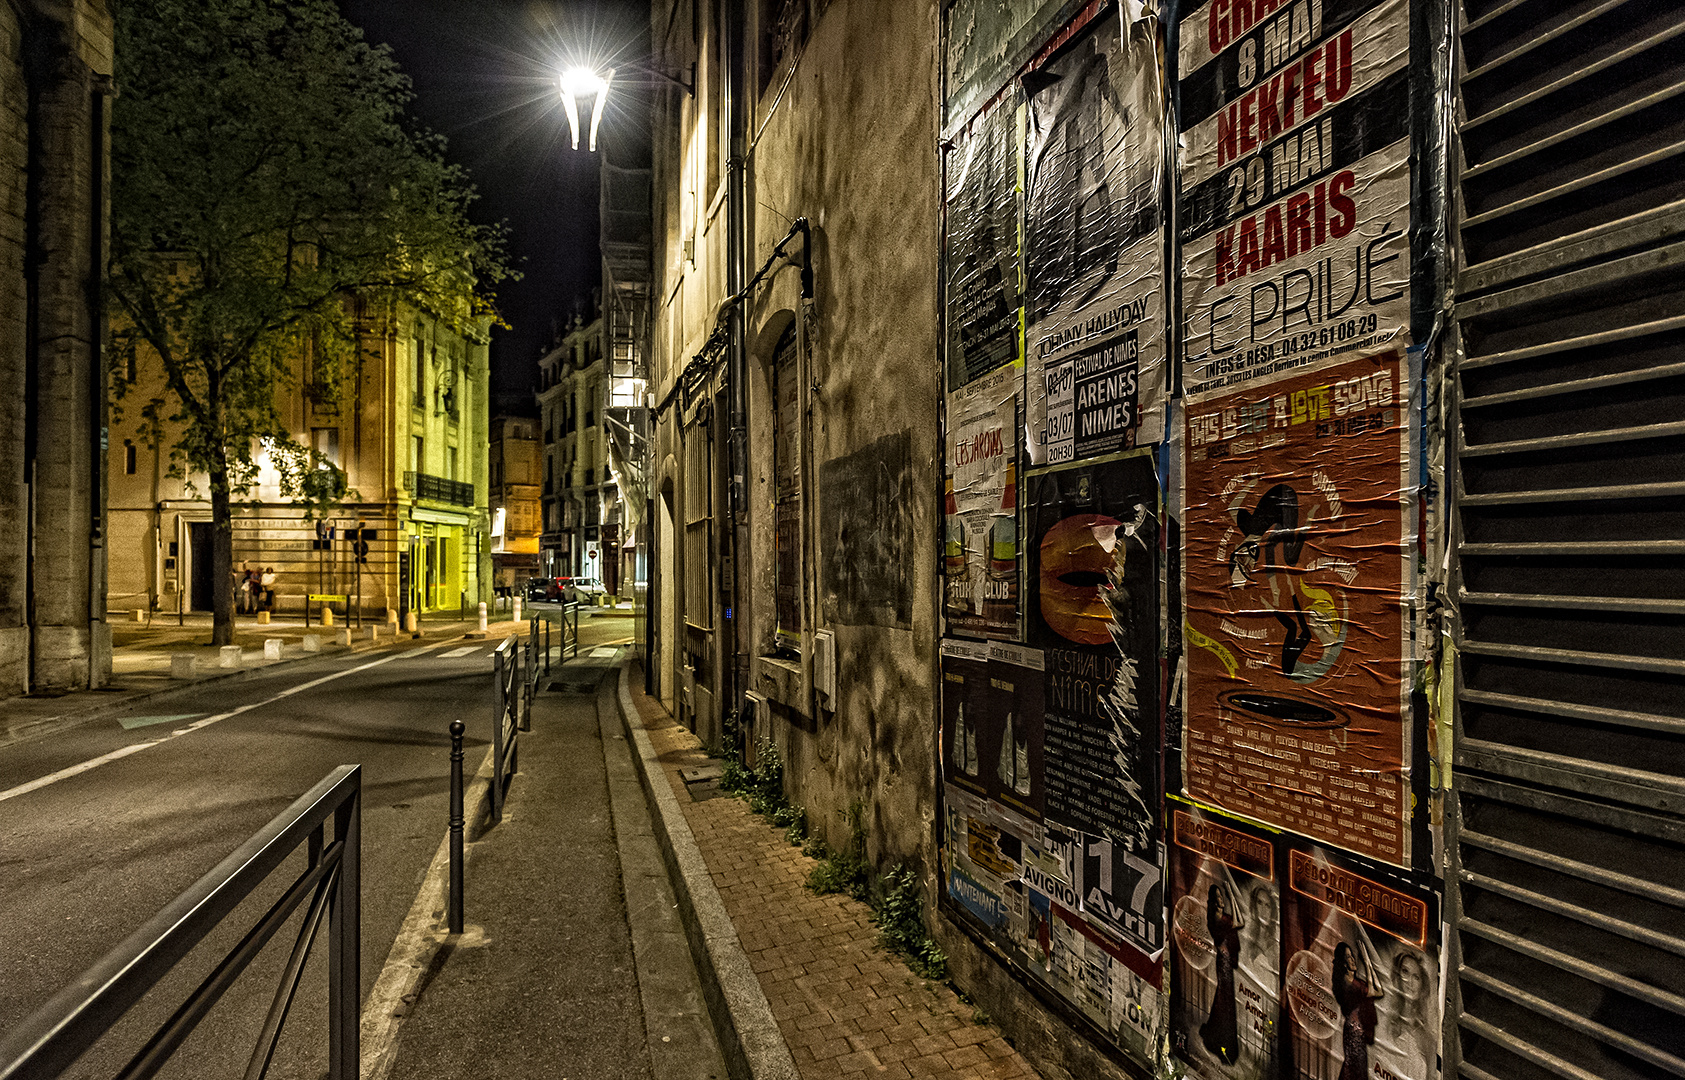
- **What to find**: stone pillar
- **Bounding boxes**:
[0,7,32,696]
[27,21,109,692]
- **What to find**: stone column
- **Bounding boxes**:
[25,10,111,692]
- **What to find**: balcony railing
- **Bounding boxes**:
[404,471,474,507]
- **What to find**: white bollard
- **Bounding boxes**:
[130,608,147,623]
[478,602,488,633]
[341,627,352,647]
[321,607,335,628]
[263,638,283,661]
[301,634,321,653]
[387,607,399,627]
[170,654,196,679]
[366,624,379,640]
[512,596,522,622]
[218,645,242,669]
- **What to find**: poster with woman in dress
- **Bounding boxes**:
[1169,802,1281,1079]
[1282,845,1440,1080]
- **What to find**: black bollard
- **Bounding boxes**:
[448,718,465,934]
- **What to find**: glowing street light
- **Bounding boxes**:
[560,65,614,152]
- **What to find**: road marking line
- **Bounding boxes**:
[590,647,619,658]
[117,712,204,730]
[438,646,481,658]
[0,644,451,804]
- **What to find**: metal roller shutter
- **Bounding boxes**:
[1449,0,1685,1077]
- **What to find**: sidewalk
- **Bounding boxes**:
[616,663,1040,1080]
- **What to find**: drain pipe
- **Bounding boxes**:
[723,0,750,748]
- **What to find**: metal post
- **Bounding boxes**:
[491,647,505,822]
[448,718,464,934]
[328,784,360,1080]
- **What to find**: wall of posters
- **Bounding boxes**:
[946,97,1023,392]
[1178,0,1412,400]
[1170,803,1281,1080]
[1281,844,1440,1080]
[945,363,1022,639]
[1182,349,1411,865]
[1024,7,1168,464]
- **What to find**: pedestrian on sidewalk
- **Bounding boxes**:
[237,562,254,614]
[260,567,276,612]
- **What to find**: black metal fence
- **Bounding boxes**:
[0,767,362,1080]
[490,636,520,822]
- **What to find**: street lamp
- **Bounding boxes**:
[559,65,613,152]
[559,59,695,152]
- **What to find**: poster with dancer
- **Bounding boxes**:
[1182,348,1411,865]
[1170,803,1281,1080]
[1027,449,1164,956]
[1281,845,1440,1080]
[1023,5,1169,464]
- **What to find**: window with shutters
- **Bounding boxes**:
[684,416,713,630]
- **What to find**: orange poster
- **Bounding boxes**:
[1182,349,1410,865]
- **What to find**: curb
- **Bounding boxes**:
[615,661,799,1080]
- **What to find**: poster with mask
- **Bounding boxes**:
[1027,449,1164,954]
[945,362,1021,639]
[1182,348,1410,866]
[1281,845,1440,1080]
[946,94,1022,392]
[1178,0,1412,401]
[1024,5,1168,464]
[1170,802,1282,1080]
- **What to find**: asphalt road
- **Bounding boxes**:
[0,612,638,1079]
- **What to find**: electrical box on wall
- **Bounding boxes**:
[812,629,836,708]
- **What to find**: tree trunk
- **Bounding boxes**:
[209,466,234,646]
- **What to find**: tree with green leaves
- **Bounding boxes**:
[109,0,512,645]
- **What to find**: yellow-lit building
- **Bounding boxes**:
[489,414,542,589]
[107,298,493,621]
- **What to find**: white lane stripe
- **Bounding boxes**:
[0,644,451,804]
[438,646,480,658]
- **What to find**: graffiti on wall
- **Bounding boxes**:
[820,429,914,629]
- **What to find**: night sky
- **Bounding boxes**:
[336,0,651,416]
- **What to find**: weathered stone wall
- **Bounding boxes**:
[0,0,114,697]
[732,0,943,874]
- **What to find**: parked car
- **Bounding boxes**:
[565,577,606,602]
[525,576,559,601]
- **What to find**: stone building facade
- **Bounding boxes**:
[536,309,616,585]
[107,300,492,623]
[0,0,114,696]
[488,414,541,590]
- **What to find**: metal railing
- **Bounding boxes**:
[490,637,521,822]
[0,767,362,1080]
[403,471,474,507]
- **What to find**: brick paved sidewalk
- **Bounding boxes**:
[625,680,1041,1080]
